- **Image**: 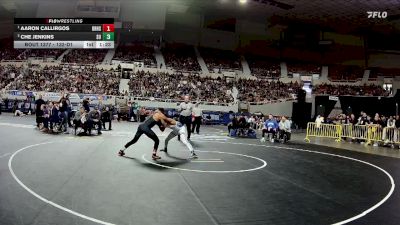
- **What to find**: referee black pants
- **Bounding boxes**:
[192,116,201,134]
[179,115,192,140]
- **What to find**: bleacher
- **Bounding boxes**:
[328,65,364,82]
[0,38,25,61]
[287,62,321,76]
[62,49,108,64]
[19,49,66,60]
[162,44,200,72]
[369,68,400,80]
[113,44,156,68]
[246,55,281,79]
[199,47,241,72]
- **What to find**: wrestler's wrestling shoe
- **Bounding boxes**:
[160,147,168,153]
[152,153,161,160]
[190,152,198,159]
[118,150,125,156]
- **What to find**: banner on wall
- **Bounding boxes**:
[301,76,312,82]
[8,90,24,96]
[78,94,112,101]
[25,91,35,97]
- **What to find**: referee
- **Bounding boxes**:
[178,96,193,140]
[191,103,202,135]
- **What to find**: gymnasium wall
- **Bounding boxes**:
[368,52,400,69]
[248,101,294,116]
[36,2,75,18]
[323,32,363,46]
[0,20,13,38]
[164,12,202,45]
[120,1,167,30]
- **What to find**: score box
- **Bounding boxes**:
[102,24,114,32]
[102,32,114,41]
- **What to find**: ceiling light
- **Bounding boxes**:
[239,0,247,4]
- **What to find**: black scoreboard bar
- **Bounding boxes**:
[14,18,115,49]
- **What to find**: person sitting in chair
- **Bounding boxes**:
[73,107,89,135]
[278,116,291,142]
[228,115,238,135]
[261,114,279,142]
[237,115,249,136]
[88,106,102,135]
[49,102,61,132]
[40,103,50,132]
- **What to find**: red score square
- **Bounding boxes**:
[102,24,114,32]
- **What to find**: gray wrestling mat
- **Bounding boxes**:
[0,114,398,225]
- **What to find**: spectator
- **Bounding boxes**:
[247,56,281,78]
[88,106,102,135]
[35,94,46,127]
[63,49,107,64]
[40,103,50,132]
[279,116,291,141]
[314,83,389,96]
[59,94,69,134]
[4,98,9,111]
[287,62,320,76]
[162,44,201,71]
[128,71,234,103]
[315,115,324,128]
[101,106,112,130]
[383,116,396,145]
[261,114,279,142]
[49,102,60,131]
[83,98,90,112]
[199,47,241,72]
[73,107,89,136]
[12,98,18,114]
[113,44,156,67]
[237,79,300,103]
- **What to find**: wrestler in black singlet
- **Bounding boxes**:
[123,116,162,150]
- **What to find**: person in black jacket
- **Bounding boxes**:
[83,98,90,112]
[59,94,69,134]
[12,98,18,114]
[4,98,9,111]
[49,102,60,131]
[228,115,239,134]
[35,95,46,127]
[101,106,112,130]
[396,115,400,128]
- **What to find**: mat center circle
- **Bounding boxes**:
[141,150,267,173]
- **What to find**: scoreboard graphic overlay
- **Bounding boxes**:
[14,18,115,49]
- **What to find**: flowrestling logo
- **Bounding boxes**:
[367,11,388,19]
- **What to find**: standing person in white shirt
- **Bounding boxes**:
[178,96,193,140]
[191,102,203,135]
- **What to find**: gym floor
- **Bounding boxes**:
[0,114,399,225]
